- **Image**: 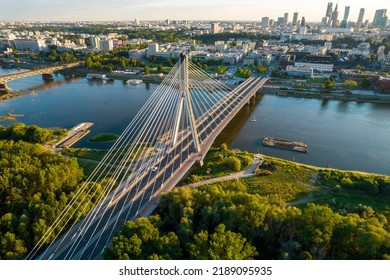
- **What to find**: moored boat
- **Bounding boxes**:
[86,73,107,80]
[126,79,143,85]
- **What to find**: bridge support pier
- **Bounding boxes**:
[0,83,9,89]
[197,159,204,167]
[0,83,10,93]
[42,73,54,81]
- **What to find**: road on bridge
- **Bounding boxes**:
[0,62,82,84]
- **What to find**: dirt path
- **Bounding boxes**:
[181,156,262,188]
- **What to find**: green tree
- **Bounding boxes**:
[220,143,228,151]
[85,57,93,69]
[144,65,150,75]
[217,65,228,74]
[120,58,127,70]
[356,64,365,71]
[188,224,258,260]
[157,64,163,72]
[298,204,341,259]
[105,217,182,260]
[0,137,88,259]
[256,65,268,74]
[343,80,358,89]
[0,232,27,260]
[236,67,252,77]
[361,78,372,89]
[223,157,241,171]
[324,78,334,90]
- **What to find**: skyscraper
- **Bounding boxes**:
[261,17,269,28]
[325,2,333,18]
[343,6,350,21]
[292,12,299,26]
[340,6,350,28]
[356,8,365,29]
[323,2,333,26]
[277,17,285,26]
[284,13,289,25]
[331,3,339,27]
[301,17,306,27]
[372,9,388,28]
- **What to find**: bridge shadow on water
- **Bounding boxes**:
[12,75,82,95]
[214,93,264,148]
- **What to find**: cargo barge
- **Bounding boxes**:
[263,136,308,153]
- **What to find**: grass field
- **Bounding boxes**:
[184,148,390,212]
[89,133,119,143]
[243,156,316,202]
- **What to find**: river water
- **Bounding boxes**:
[1,68,389,175]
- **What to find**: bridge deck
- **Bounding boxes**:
[0,62,82,83]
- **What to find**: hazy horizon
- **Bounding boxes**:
[1,0,388,23]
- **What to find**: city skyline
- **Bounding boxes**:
[1,0,388,23]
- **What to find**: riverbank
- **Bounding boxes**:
[260,85,390,104]
[3,64,390,104]
[0,65,164,102]
[181,149,390,210]
[58,67,164,84]
[0,112,24,121]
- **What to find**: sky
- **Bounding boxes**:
[1,0,388,22]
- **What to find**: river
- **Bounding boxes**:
[1,68,389,175]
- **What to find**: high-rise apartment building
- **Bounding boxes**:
[100,40,113,52]
[277,17,285,26]
[91,37,100,49]
[325,2,333,18]
[284,13,289,25]
[292,12,299,26]
[261,17,269,28]
[356,8,365,29]
[323,2,333,26]
[331,3,339,27]
[147,42,159,58]
[211,22,219,34]
[340,6,350,28]
[372,9,388,28]
[343,6,350,21]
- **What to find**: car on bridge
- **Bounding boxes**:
[151,166,158,172]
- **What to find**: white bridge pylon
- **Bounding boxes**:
[172,53,201,153]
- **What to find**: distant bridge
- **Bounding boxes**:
[0,62,83,89]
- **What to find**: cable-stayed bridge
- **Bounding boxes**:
[26,54,267,260]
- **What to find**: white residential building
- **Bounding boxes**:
[294,62,334,72]
[286,65,313,77]
[147,42,159,57]
[100,40,114,52]
[13,39,46,51]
